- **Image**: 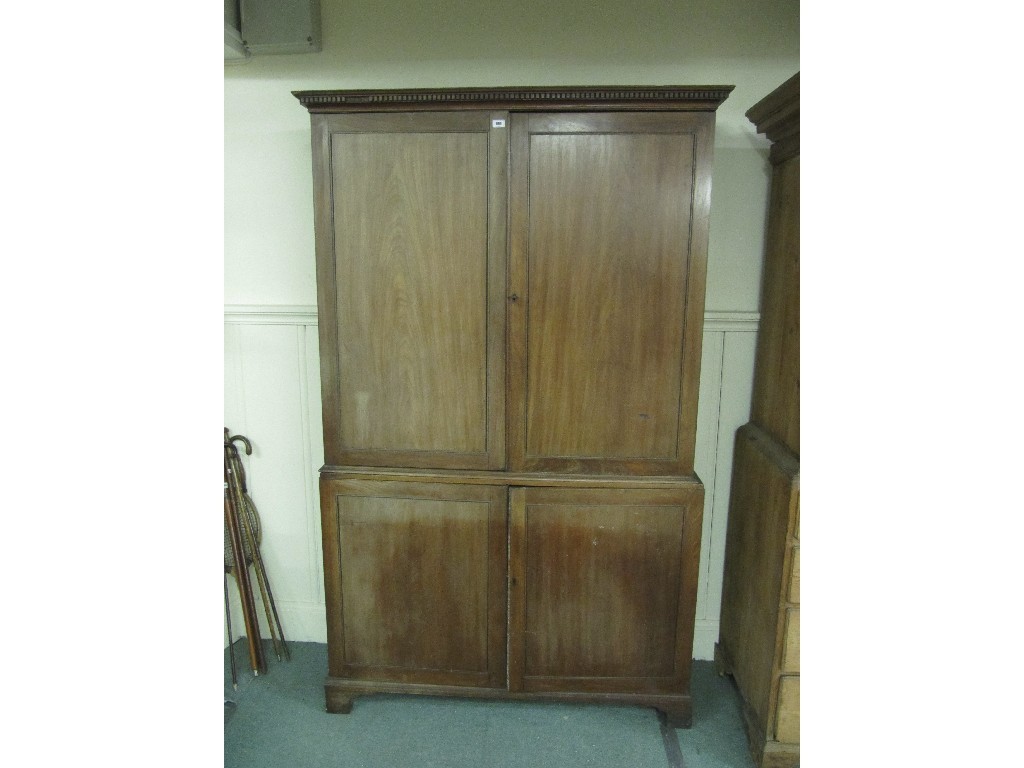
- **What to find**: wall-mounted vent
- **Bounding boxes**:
[225,0,321,61]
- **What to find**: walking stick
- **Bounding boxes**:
[224,468,266,675]
[225,435,290,662]
[223,428,290,679]
[224,571,239,689]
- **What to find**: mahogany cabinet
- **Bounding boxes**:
[295,86,732,725]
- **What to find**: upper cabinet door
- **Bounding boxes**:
[311,112,508,470]
[508,113,715,476]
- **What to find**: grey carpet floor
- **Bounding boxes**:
[225,641,755,768]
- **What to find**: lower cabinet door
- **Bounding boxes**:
[320,478,508,688]
[508,485,703,694]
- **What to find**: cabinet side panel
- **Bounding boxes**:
[751,155,800,454]
[717,425,796,729]
[311,115,343,462]
[320,473,346,677]
[331,130,489,456]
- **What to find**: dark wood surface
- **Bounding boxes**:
[507,112,716,475]
[321,475,702,722]
[310,111,507,470]
[717,424,798,730]
[321,478,508,689]
[510,486,702,691]
[325,676,693,725]
[749,154,799,453]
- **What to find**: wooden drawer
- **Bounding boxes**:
[775,675,799,743]
[781,608,799,673]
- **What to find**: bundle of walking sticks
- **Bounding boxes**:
[224,428,289,688]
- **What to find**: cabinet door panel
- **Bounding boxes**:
[508,112,715,475]
[312,112,507,469]
[321,478,507,688]
[508,485,703,694]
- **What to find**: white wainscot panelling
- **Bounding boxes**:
[693,315,758,659]
[225,308,326,646]
[224,306,758,660]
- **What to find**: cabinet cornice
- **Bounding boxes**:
[745,73,799,164]
[293,85,734,113]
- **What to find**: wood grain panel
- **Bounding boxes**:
[717,423,799,730]
[321,478,507,687]
[312,111,506,470]
[525,132,690,459]
[508,112,716,475]
[334,130,486,452]
[510,485,703,692]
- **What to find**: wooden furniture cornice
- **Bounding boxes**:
[293,85,734,113]
[745,73,799,165]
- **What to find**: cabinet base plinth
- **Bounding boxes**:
[715,644,799,768]
[324,677,693,727]
[324,688,353,714]
[757,742,800,768]
[659,703,693,729]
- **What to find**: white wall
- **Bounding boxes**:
[224,0,799,659]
